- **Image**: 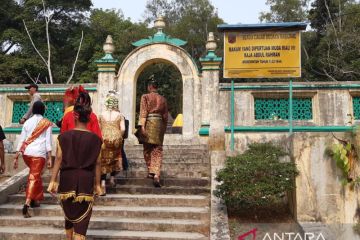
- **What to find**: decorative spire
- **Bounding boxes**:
[132,16,186,47]
[103,35,115,54]
[206,32,217,52]
[199,32,222,66]
[95,35,118,72]
[154,16,166,34]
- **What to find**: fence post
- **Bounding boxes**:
[231,80,235,151]
[289,80,293,135]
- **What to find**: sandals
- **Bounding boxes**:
[100,186,106,196]
[22,204,31,218]
[153,175,161,188]
[109,177,116,188]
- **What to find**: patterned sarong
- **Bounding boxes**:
[145,114,165,145]
[143,143,163,176]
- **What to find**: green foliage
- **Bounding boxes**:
[0,4,153,84]
[259,0,360,82]
[144,0,224,61]
[136,63,182,119]
[328,143,352,184]
[259,0,310,22]
[353,221,360,236]
[215,142,299,210]
[304,0,360,81]
[0,0,93,83]
[79,9,152,83]
[327,128,360,187]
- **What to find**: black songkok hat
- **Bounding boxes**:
[147,74,158,88]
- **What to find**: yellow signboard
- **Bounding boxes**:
[224,31,301,78]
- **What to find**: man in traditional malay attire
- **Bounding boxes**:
[61,85,102,139]
[138,76,168,187]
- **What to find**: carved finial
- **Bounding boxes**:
[206,32,217,52]
[103,35,115,54]
[154,16,166,33]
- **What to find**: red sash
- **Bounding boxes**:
[20,118,52,154]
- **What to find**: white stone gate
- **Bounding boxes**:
[96,17,222,144]
[117,43,201,141]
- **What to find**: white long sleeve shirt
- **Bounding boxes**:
[16,114,52,158]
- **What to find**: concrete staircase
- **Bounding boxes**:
[0,144,211,240]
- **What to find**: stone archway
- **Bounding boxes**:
[117,43,201,143]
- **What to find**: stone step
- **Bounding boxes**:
[0,226,208,240]
[126,162,210,171]
[0,204,209,221]
[39,184,210,195]
[124,148,209,155]
[42,177,210,188]
[125,156,210,164]
[119,170,210,178]
[42,171,210,182]
[125,154,209,161]
[123,168,211,179]
[43,165,210,180]
[8,193,210,207]
[124,145,208,151]
[0,216,209,235]
[115,177,210,187]
[105,185,211,195]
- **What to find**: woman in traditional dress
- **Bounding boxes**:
[60,85,102,139]
[47,91,102,240]
[14,101,53,218]
[98,91,125,195]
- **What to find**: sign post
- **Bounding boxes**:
[218,23,307,149]
[223,30,302,79]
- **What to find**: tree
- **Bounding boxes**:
[308,0,346,35]
[0,0,92,84]
[22,0,85,84]
[259,0,310,22]
[304,0,360,81]
[76,9,152,83]
[144,0,224,60]
[0,0,22,55]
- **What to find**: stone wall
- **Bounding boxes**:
[218,83,358,128]
[224,132,360,230]
[0,83,98,154]
[216,81,360,238]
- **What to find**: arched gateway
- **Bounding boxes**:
[96,17,223,146]
[117,43,201,141]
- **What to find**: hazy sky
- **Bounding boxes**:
[92,0,269,24]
